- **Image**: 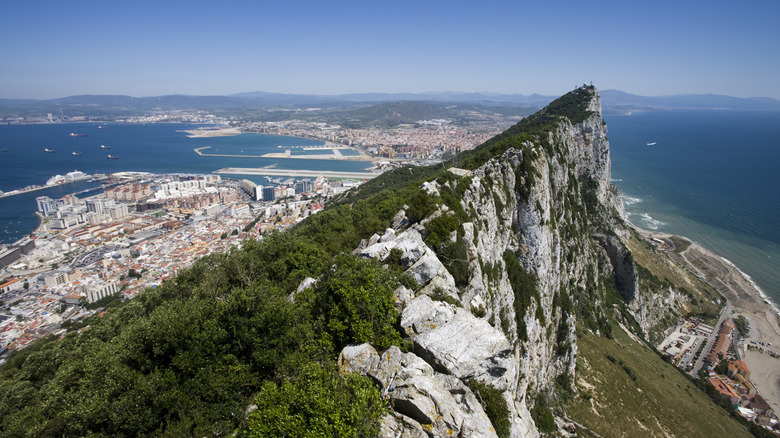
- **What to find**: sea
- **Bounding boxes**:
[1,114,778,310]
[0,123,370,245]
[604,110,780,312]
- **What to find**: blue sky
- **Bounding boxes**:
[1,0,778,99]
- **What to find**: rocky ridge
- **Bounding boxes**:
[338,86,690,436]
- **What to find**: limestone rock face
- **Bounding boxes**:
[339,87,654,437]
[339,345,498,438]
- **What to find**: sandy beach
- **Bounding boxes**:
[183,127,242,138]
[635,226,780,415]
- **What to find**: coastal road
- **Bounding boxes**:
[691,301,732,376]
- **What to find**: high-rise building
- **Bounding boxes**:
[261,186,276,202]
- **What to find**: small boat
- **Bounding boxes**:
[646,142,657,146]
[69,133,88,137]
[44,148,55,153]
[97,125,107,129]
[107,154,119,159]
[100,144,111,149]
[72,152,82,156]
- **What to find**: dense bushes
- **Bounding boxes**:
[0,232,410,437]
[242,362,385,437]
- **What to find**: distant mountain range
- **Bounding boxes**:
[1,89,778,118]
[598,89,780,113]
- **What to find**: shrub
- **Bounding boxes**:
[466,380,510,438]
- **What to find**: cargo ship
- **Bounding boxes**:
[44,148,54,153]
[100,144,111,149]
[69,133,88,137]
[72,152,82,156]
[106,155,119,159]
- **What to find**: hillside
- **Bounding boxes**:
[0,86,757,437]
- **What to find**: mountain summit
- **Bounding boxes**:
[0,86,752,437]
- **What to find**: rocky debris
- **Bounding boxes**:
[401,295,515,391]
[339,344,498,438]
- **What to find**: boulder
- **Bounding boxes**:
[340,344,498,438]
[401,295,515,391]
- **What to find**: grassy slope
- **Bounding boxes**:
[567,327,750,438]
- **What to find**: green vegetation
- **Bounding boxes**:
[567,327,751,438]
[241,362,385,437]
[734,315,749,338]
[2,86,743,437]
[0,233,411,437]
[466,379,510,438]
[530,394,557,434]
[503,250,541,342]
[429,287,461,307]
[606,353,638,381]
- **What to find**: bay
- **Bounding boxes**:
[604,110,780,309]
[0,123,371,244]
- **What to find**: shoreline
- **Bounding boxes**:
[631,223,780,415]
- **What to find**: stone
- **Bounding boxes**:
[401,295,514,391]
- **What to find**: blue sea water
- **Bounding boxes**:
[604,110,780,310]
[0,123,371,244]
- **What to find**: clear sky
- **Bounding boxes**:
[1,0,778,99]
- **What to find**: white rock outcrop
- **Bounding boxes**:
[339,344,499,438]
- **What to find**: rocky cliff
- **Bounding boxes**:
[337,86,663,437]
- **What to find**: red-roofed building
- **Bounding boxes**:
[0,278,23,294]
[727,360,751,381]
[709,376,740,406]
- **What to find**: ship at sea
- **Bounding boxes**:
[97,125,107,129]
[44,148,54,153]
[100,144,111,149]
[72,152,82,156]
[69,133,88,137]
[106,154,119,159]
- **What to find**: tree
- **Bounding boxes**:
[313,254,410,350]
